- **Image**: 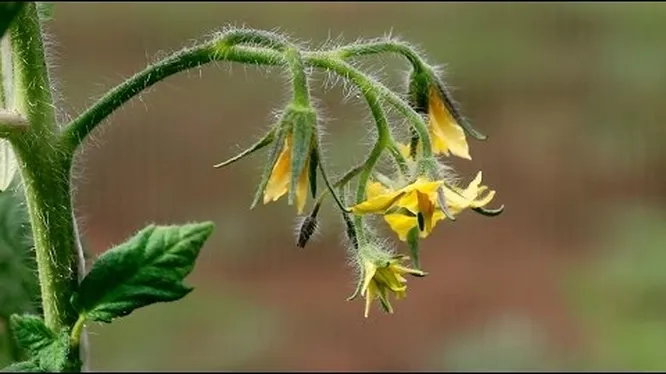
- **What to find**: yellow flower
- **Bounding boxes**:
[263,133,310,214]
[351,172,496,241]
[427,86,471,160]
[361,255,424,318]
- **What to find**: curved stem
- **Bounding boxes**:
[386,140,409,177]
[334,39,427,69]
[60,43,285,155]
[305,54,433,158]
[219,28,289,51]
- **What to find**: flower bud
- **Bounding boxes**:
[252,104,319,214]
[406,67,486,160]
[296,201,321,248]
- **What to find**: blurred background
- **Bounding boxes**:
[3,2,666,371]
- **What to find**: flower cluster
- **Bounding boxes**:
[214,35,503,317]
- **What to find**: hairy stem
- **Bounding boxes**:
[9,4,84,371]
[285,47,310,107]
[305,53,433,157]
[61,43,283,154]
[334,39,427,68]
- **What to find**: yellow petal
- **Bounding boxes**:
[360,259,376,297]
[375,267,407,293]
[416,190,435,234]
[384,213,418,242]
[395,179,442,212]
[364,280,376,318]
[442,172,496,214]
[350,190,406,215]
[398,143,410,158]
[472,190,495,208]
[295,157,310,214]
[428,87,471,160]
[263,135,293,204]
[366,181,389,199]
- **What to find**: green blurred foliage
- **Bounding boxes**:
[566,205,666,370]
[428,314,564,371]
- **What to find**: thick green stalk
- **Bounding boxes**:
[8,4,83,371]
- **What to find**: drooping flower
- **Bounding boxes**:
[427,86,471,160]
[407,69,477,160]
[351,172,496,241]
[359,254,425,318]
[263,133,311,214]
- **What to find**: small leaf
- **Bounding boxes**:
[0,177,40,320]
[1,360,41,372]
[71,222,214,323]
[9,315,54,356]
[0,2,25,40]
[7,315,70,372]
[0,140,18,192]
[35,332,69,372]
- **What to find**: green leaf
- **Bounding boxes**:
[0,140,18,192]
[7,314,70,372]
[9,315,53,356]
[35,3,54,21]
[0,177,40,320]
[1,360,41,372]
[72,222,214,323]
[0,2,25,40]
[35,332,69,372]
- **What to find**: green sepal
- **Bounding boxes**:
[407,67,429,115]
[308,139,319,199]
[214,128,275,169]
[287,105,316,206]
[407,67,430,158]
[250,121,289,210]
[436,186,457,221]
[376,287,393,314]
[385,206,417,217]
[473,204,505,217]
[406,227,421,270]
[432,73,487,141]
